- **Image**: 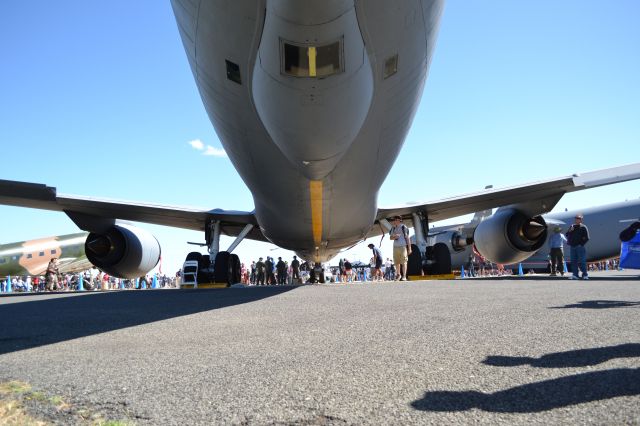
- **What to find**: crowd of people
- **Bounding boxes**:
[3,217,637,291]
[238,254,410,285]
[0,261,177,293]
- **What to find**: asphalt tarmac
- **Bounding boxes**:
[1,270,639,425]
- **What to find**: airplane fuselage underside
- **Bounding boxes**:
[171,0,444,262]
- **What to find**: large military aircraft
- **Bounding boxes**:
[424,198,640,274]
[0,232,90,277]
[1,1,640,284]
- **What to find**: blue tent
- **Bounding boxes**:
[620,232,640,269]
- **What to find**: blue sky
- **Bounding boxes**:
[1,1,639,274]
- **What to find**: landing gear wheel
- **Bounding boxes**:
[229,254,241,284]
[432,243,452,275]
[213,251,242,286]
[407,243,422,276]
[185,251,203,262]
[213,251,231,285]
[423,243,452,275]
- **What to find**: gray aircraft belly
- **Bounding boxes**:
[171,0,444,262]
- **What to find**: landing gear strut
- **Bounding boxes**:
[181,220,252,287]
[409,212,453,276]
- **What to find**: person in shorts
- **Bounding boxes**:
[368,243,384,281]
[389,216,411,280]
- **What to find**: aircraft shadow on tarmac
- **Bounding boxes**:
[483,343,640,368]
[549,300,640,309]
[411,368,640,413]
[0,287,297,355]
[475,275,636,282]
[412,344,640,413]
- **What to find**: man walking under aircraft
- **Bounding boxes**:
[566,214,590,280]
[389,216,412,281]
[368,243,384,281]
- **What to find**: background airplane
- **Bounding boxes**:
[423,198,640,274]
[0,232,90,277]
[0,3,636,284]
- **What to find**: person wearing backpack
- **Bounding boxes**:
[390,216,412,281]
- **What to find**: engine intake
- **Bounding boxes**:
[85,224,161,278]
[473,209,547,264]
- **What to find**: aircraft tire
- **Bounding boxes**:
[432,243,452,275]
[229,254,241,284]
[213,251,231,284]
[185,251,202,262]
[407,244,422,276]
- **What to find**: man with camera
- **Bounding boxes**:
[389,216,412,281]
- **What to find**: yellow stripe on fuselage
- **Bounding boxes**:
[309,180,323,247]
[308,46,317,77]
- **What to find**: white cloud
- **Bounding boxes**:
[188,139,204,150]
[188,139,227,158]
[203,145,227,157]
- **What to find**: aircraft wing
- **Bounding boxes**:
[0,179,267,242]
[376,162,640,224]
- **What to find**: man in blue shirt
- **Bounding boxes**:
[548,226,567,276]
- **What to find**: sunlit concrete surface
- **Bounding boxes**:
[1,270,638,424]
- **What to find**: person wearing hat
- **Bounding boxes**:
[565,214,590,280]
[368,243,384,281]
[548,226,568,276]
[389,215,412,281]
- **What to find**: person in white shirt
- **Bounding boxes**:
[389,216,412,281]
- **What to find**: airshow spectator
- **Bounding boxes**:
[389,216,411,281]
[45,258,59,291]
[265,257,274,285]
[291,256,300,283]
[256,257,266,285]
[276,257,287,285]
[368,243,384,281]
[250,261,257,284]
[338,258,346,283]
[566,214,590,280]
[344,259,353,282]
[548,226,567,276]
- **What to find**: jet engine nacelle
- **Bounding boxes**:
[84,224,161,279]
[473,209,547,265]
[428,230,473,253]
